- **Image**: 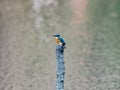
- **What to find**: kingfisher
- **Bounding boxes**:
[53,34,66,46]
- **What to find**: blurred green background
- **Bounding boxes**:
[0,0,120,90]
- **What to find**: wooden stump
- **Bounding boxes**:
[56,45,65,90]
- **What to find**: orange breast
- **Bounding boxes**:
[55,38,60,44]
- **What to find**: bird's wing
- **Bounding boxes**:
[59,37,65,44]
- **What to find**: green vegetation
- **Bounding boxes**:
[87,0,120,89]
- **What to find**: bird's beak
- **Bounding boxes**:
[53,35,56,37]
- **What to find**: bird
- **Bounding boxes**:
[53,34,66,46]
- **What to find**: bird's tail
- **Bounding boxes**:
[62,43,66,49]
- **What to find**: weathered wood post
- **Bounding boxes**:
[53,34,65,90]
[56,45,65,90]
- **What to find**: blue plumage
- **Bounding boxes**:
[58,37,66,45]
[53,34,66,46]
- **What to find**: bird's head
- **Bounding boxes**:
[53,34,61,44]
